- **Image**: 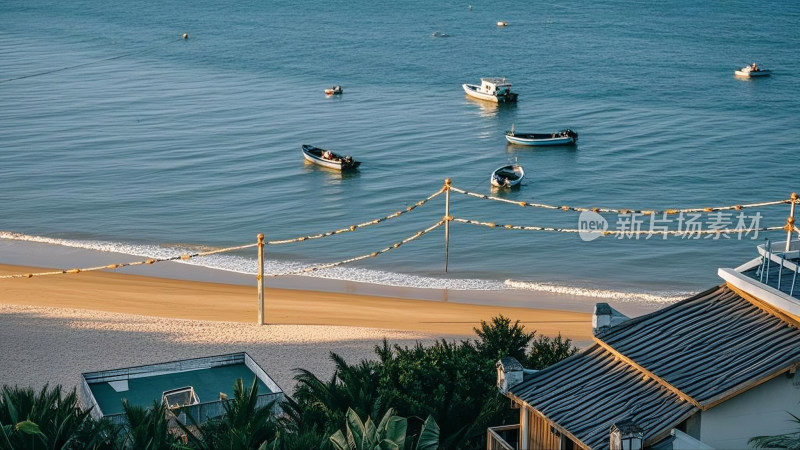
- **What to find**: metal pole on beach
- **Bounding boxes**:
[257,233,265,325]
[786,192,797,252]
[444,178,451,272]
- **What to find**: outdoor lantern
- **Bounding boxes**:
[610,420,644,450]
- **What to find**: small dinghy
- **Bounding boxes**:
[302,144,360,170]
[505,127,578,146]
[490,164,524,188]
[324,85,343,95]
[735,63,771,78]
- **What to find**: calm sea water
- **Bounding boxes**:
[2,0,799,306]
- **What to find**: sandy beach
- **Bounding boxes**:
[0,263,593,394]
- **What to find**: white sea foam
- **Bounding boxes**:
[0,231,504,291]
[504,279,692,304]
[1,231,692,303]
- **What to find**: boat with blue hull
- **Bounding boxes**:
[302,144,360,170]
[505,128,578,146]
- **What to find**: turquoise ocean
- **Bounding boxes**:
[2,0,799,308]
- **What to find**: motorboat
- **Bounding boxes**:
[302,144,360,170]
[325,85,343,95]
[735,63,771,77]
[462,77,518,103]
[490,164,525,188]
[505,127,578,146]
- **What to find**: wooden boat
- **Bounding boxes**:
[490,164,524,188]
[462,77,518,103]
[505,127,578,146]
[324,85,343,95]
[735,63,771,78]
[302,144,360,170]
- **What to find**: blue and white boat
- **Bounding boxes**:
[735,63,771,78]
[302,144,360,170]
[490,164,525,188]
[505,128,578,146]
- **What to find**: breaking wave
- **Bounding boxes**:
[1,231,692,303]
[504,279,693,304]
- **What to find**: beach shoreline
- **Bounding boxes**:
[0,262,594,337]
[0,238,664,317]
[0,261,595,395]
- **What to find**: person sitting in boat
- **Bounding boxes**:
[323,150,332,160]
[751,62,759,71]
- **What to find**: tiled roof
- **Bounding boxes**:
[598,285,800,406]
[509,285,800,449]
[512,345,695,449]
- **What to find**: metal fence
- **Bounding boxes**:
[81,352,284,426]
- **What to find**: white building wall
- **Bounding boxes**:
[700,373,800,449]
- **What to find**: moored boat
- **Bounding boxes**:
[734,63,771,77]
[462,77,518,103]
[302,144,360,170]
[505,128,578,146]
[490,164,525,188]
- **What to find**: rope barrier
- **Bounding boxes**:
[452,217,786,237]
[0,242,257,279]
[265,187,443,245]
[0,189,444,279]
[0,36,187,84]
[448,186,793,215]
[266,220,445,276]
[0,181,796,280]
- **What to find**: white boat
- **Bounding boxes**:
[505,128,578,146]
[462,77,518,103]
[302,144,360,170]
[735,63,771,77]
[490,164,525,188]
[324,85,343,95]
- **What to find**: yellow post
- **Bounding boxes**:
[444,179,451,272]
[786,192,798,252]
[257,233,265,325]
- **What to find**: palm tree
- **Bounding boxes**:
[178,377,278,450]
[271,396,330,450]
[119,399,188,450]
[0,384,112,449]
[292,353,385,434]
[749,412,800,449]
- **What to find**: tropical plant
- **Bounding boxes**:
[373,338,505,449]
[525,333,578,370]
[118,399,188,449]
[329,408,439,450]
[271,396,330,450]
[329,408,406,450]
[749,411,800,449]
[178,377,278,450]
[473,315,535,362]
[0,384,112,450]
[292,353,385,437]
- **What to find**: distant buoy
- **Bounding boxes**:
[497,21,508,27]
[182,33,189,39]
